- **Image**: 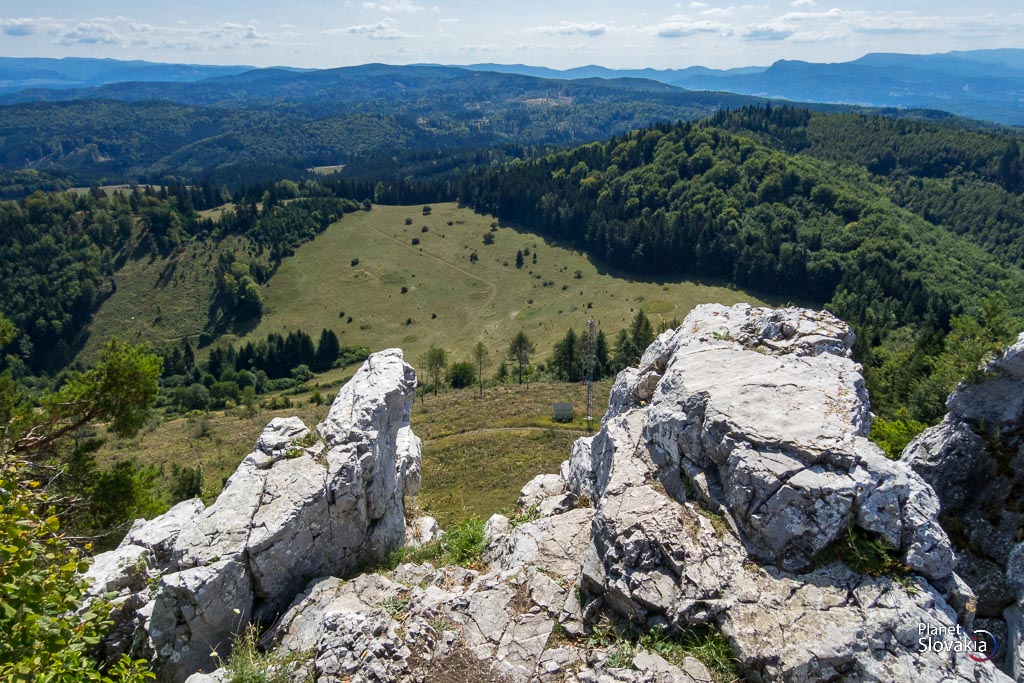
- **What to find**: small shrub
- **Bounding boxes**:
[421,226,429,233]
[401,286,409,294]
[350,258,359,267]
[405,217,413,225]
[222,623,294,683]
[870,409,926,460]
[819,525,908,577]
[389,517,488,571]
[170,463,204,501]
[411,238,420,246]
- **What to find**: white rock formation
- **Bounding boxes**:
[904,333,1024,677]
[86,310,1017,683]
[88,349,421,682]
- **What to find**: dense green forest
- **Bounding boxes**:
[0,181,362,373]
[0,67,769,187]
[707,107,1024,265]
[459,107,1024,424]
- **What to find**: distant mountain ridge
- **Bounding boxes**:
[0,56,263,94]
[1,49,1022,124]
[458,49,1024,126]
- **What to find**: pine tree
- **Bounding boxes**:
[515,250,525,269]
[551,328,579,381]
[314,329,341,372]
[507,331,535,384]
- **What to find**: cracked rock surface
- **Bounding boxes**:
[88,349,420,681]
[904,333,1024,677]
[87,307,1017,683]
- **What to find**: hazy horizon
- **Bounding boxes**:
[0,1,1022,71]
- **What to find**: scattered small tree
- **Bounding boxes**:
[515,250,525,269]
[422,345,448,396]
[507,331,535,385]
[471,341,490,397]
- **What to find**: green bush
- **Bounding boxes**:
[0,464,154,681]
[446,362,476,389]
[870,409,927,460]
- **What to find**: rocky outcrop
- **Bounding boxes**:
[89,308,1017,682]
[553,304,1001,681]
[88,349,421,681]
[904,333,1024,677]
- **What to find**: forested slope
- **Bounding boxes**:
[0,182,362,373]
[459,110,1024,421]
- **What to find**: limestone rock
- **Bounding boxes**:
[406,515,443,548]
[904,333,1024,679]
[561,304,1000,681]
[119,498,204,569]
[88,349,421,681]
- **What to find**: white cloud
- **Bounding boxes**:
[335,18,409,39]
[362,0,426,13]
[742,22,796,40]
[530,22,611,37]
[647,15,732,38]
[457,43,499,52]
[791,0,814,6]
[56,22,126,46]
[0,18,40,37]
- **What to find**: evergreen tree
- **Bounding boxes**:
[594,329,611,378]
[611,328,633,372]
[628,311,655,363]
[314,329,341,372]
[515,250,524,269]
[551,328,579,381]
[507,331,535,385]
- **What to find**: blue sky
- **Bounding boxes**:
[0,1,1021,69]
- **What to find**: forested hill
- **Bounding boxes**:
[0,66,768,187]
[458,108,1024,421]
[706,107,1024,264]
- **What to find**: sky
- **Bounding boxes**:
[0,1,1022,70]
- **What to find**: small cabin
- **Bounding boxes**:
[552,402,574,422]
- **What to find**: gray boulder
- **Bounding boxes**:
[561,304,1003,681]
[904,334,1024,678]
[87,349,422,681]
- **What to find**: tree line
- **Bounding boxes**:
[457,109,1024,429]
[0,180,363,374]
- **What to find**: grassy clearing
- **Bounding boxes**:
[238,202,771,369]
[98,378,604,526]
[417,428,581,529]
[77,235,255,365]
[413,380,611,441]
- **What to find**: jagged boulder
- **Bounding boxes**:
[904,333,1024,676]
[85,309,1017,682]
[86,349,421,681]
[557,304,1004,681]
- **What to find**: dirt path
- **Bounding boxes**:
[365,222,499,338]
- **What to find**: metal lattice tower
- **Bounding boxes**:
[585,318,596,430]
